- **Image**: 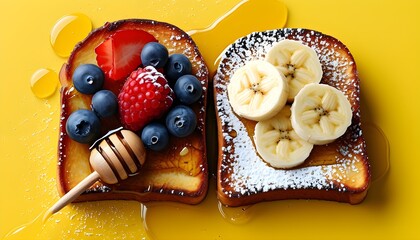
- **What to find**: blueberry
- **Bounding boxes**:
[66,109,101,144]
[91,90,118,118]
[72,64,104,94]
[164,54,192,83]
[165,105,197,137]
[141,122,170,151]
[174,75,203,105]
[141,42,169,68]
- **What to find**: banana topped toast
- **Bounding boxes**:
[214,29,370,206]
[58,19,208,204]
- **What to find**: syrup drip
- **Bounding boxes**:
[50,13,92,57]
[188,0,288,76]
[30,69,58,99]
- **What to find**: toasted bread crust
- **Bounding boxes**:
[214,29,370,207]
[58,19,208,204]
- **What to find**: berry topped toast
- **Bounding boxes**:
[58,19,208,204]
[214,29,370,207]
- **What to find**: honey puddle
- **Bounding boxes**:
[8,0,389,239]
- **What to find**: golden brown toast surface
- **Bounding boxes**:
[58,19,208,204]
[214,29,370,207]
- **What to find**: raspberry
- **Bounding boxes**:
[118,66,174,131]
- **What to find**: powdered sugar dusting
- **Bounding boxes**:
[214,29,368,199]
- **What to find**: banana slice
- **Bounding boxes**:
[227,60,288,121]
[265,39,323,101]
[254,105,313,169]
[291,83,352,145]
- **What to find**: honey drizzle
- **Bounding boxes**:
[3,211,46,240]
[188,0,288,76]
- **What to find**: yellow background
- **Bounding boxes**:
[1,0,419,239]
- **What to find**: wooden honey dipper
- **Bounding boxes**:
[44,128,146,219]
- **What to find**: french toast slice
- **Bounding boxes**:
[214,29,370,206]
[58,19,208,204]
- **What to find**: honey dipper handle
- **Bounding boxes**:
[46,171,101,216]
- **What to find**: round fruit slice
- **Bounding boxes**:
[254,105,313,169]
[291,83,352,145]
[227,60,288,121]
[265,39,323,101]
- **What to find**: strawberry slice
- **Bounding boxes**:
[95,29,156,81]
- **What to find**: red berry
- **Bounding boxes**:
[118,66,174,131]
[95,29,157,81]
